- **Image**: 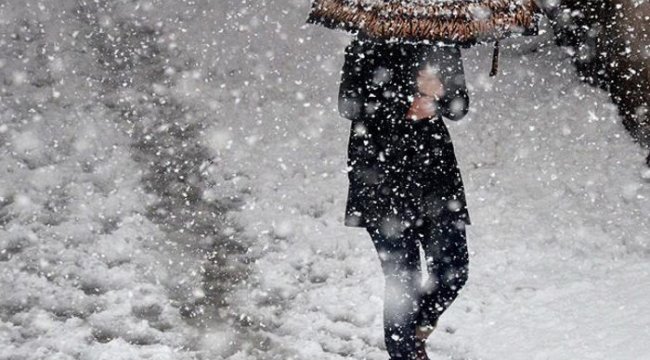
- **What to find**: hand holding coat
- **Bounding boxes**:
[338,37,470,123]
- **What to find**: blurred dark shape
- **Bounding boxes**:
[541,0,650,165]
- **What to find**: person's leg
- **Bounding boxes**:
[416,218,469,329]
[367,225,422,360]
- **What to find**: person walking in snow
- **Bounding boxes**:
[338,33,471,360]
[306,1,541,358]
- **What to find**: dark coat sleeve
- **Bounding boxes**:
[337,40,367,121]
[338,39,417,122]
[416,45,470,121]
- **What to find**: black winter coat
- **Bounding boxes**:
[339,35,472,232]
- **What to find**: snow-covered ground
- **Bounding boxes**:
[1,1,649,359]
[218,43,650,360]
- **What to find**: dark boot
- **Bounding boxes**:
[414,338,430,360]
[413,324,435,360]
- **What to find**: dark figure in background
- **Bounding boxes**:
[544,0,650,166]
[338,34,471,359]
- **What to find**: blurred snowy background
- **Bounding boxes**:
[0,1,648,359]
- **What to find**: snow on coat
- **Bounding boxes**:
[340,36,471,232]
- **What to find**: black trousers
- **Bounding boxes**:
[366,217,469,360]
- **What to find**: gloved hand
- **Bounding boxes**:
[406,94,436,121]
[406,68,444,121]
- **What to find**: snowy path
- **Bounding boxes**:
[219,42,650,359]
[1,2,648,359]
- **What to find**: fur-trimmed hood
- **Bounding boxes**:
[307,0,542,44]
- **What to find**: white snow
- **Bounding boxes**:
[1,1,648,360]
